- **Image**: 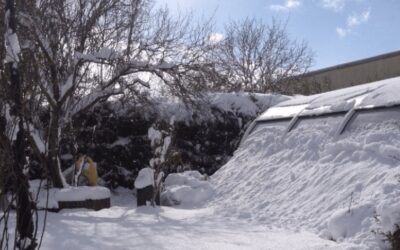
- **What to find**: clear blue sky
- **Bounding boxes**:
[155,0,400,70]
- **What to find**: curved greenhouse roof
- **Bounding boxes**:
[258,76,400,121]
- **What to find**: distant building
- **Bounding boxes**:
[298,50,400,95]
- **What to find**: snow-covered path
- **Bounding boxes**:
[12,190,353,250]
[40,208,340,250]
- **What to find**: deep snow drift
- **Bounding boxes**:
[212,77,400,249]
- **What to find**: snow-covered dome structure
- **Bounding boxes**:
[243,76,400,143]
[212,77,400,249]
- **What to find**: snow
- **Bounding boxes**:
[30,180,59,209]
[4,29,21,64]
[327,204,375,240]
[134,167,154,189]
[207,92,289,117]
[57,157,70,188]
[149,92,290,123]
[94,47,116,60]
[74,51,97,62]
[162,171,213,207]
[160,136,171,162]
[3,80,400,249]
[56,186,110,202]
[19,238,33,250]
[258,104,308,120]
[27,124,46,153]
[61,154,73,160]
[212,102,400,248]
[2,188,356,250]
[148,127,162,147]
[29,181,111,209]
[165,170,205,185]
[60,75,73,99]
[377,200,400,232]
[258,76,400,120]
[108,137,131,148]
[158,61,174,69]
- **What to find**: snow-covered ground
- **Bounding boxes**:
[4,188,357,250]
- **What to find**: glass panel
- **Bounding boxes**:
[339,106,400,162]
[240,120,290,147]
[291,114,345,136]
[344,106,400,133]
[250,120,290,135]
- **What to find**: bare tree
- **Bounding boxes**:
[212,18,313,94]
[15,0,217,188]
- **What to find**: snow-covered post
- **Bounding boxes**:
[3,0,36,248]
[134,167,155,206]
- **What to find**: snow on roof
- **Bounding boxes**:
[258,76,400,121]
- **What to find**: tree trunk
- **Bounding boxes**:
[47,108,65,188]
[14,120,34,242]
[4,0,36,245]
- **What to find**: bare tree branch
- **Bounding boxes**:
[212,18,313,94]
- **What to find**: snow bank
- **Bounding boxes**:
[162,171,214,207]
[212,79,400,249]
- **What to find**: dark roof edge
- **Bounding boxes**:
[304,50,400,77]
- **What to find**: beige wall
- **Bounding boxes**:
[299,52,400,95]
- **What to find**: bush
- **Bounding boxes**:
[384,225,400,250]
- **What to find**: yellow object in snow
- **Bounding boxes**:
[75,155,98,186]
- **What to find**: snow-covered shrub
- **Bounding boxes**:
[52,93,286,188]
[161,171,213,207]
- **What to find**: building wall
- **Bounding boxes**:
[299,51,400,95]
